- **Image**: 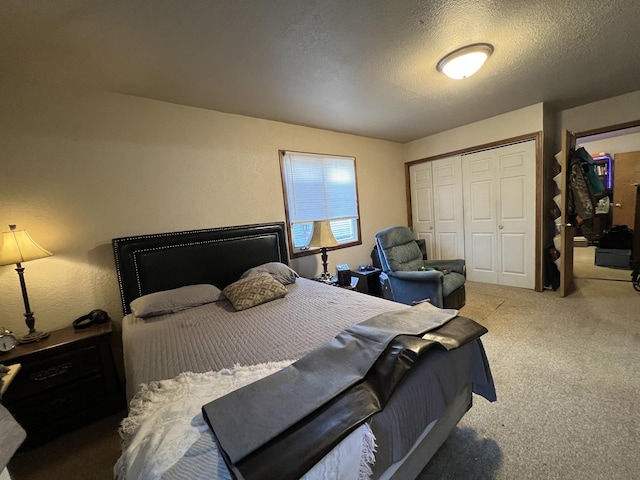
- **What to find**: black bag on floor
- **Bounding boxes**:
[599,225,634,250]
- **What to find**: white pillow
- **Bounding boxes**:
[130,284,224,318]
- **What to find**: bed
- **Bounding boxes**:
[112,222,495,480]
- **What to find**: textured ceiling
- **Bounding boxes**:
[3,1,640,143]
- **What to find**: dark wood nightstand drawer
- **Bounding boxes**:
[0,323,125,447]
[10,374,107,430]
[3,346,101,402]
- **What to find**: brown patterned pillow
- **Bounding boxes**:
[223,272,288,311]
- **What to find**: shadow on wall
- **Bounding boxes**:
[87,242,124,318]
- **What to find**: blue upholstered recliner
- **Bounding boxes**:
[374,226,466,309]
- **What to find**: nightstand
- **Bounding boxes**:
[350,268,382,296]
[0,322,125,447]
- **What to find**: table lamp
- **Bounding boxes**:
[0,225,52,343]
[308,220,339,281]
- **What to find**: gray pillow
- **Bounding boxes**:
[240,262,299,285]
[223,272,288,311]
[130,284,224,318]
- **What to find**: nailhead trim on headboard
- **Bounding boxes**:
[112,222,287,315]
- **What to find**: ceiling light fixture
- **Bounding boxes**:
[437,43,494,80]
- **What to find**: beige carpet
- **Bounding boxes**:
[419,278,640,479]
[8,278,640,480]
[573,245,632,281]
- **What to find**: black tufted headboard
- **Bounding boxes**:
[112,222,288,315]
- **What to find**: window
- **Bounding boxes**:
[280,150,361,256]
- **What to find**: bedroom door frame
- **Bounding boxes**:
[558,129,576,297]
[559,119,640,297]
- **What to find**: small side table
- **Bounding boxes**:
[0,322,125,447]
[350,268,382,296]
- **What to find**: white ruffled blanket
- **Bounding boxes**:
[115,361,376,480]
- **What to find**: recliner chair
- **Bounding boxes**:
[374,226,466,309]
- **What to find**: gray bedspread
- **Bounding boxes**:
[121,278,493,479]
[122,279,407,399]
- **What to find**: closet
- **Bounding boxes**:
[409,139,537,289]
[409,155,465,261]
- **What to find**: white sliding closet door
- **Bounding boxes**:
[409,162,435,259]
[432,156,465,259]
[410,156,464,260]
[462,140,536,288]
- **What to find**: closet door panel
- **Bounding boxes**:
[435,185,456,221]
[411,156,463,261]
[501,233,527,274]
[500,176,526,219]
[434,184,462,259]
[470,181,494,221]
[467,233,497,274]
[496,142,536,288]
[437,232,459,259]
[410,162,436,260]
[432,156,465,259]
[416,187,434,224]
[463,155,499,284]
[463,140,535,288]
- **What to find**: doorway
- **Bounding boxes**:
[573,125,640,282]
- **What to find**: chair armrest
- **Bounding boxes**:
[388,270,444,282]
[384,271,444,307]
[423,259,466,277]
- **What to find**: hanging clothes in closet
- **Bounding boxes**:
[568,147,606,241]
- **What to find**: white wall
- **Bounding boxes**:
[579,132,640,157]
[0,78,406,334]
[5,78,639,336]
[406,103,544,161]
[558,91,640,135]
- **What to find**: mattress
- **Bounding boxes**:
[122,279,406,398]
[120,278,490,478]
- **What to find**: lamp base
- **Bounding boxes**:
[18,330,49,344]
[319,271,333,281]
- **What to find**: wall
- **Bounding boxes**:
[558,91,640,142]
[405,103,547,288]
[404,97,640,289]
[0,78,406,334]
[406,103,544,161]
[579,132,640,157]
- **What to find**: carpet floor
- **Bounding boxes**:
[573,245,632,282]
[418,278,640,479]
[7,277,640,480]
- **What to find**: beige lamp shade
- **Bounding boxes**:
[308,220,339,248]
[0,225,53,266]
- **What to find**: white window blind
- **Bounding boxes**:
[282,151,360,251]
[283,152,358,223]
